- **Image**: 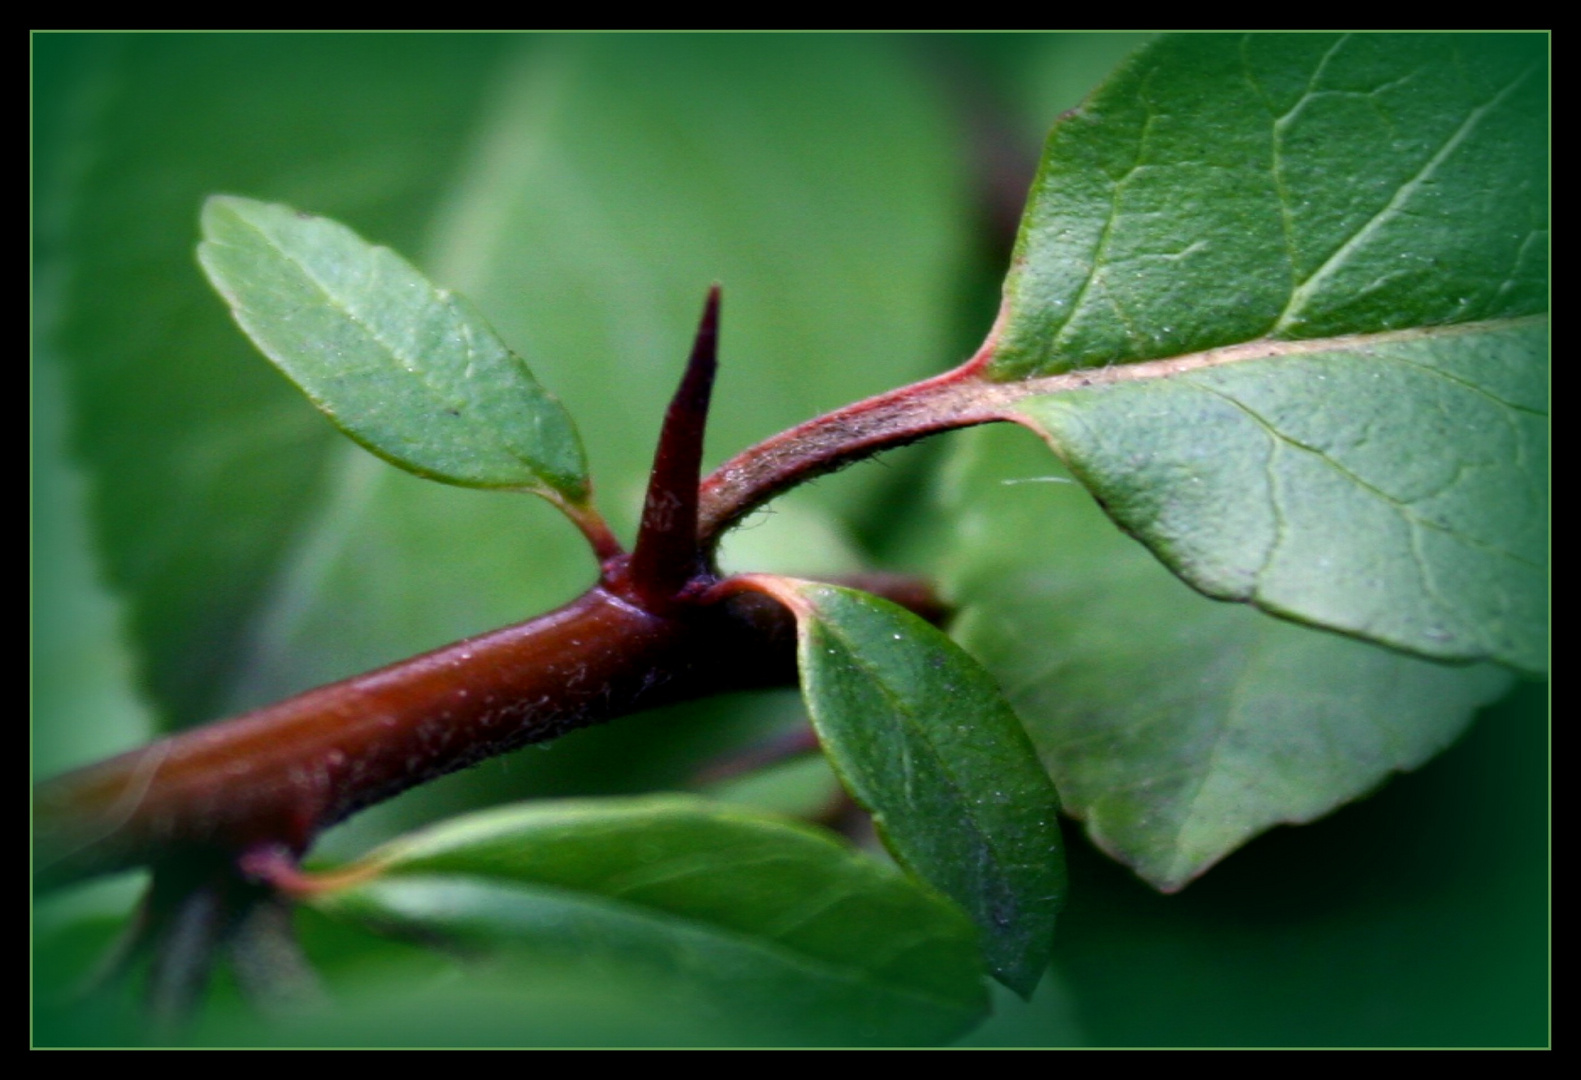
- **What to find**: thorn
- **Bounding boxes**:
[628,285,720,612]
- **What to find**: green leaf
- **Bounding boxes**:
[198,195,589,503]
[940,425,1514,890]
[308,796,988,1046]
[994,34,1545,377]
[759,579,1065,997]
[1015,322,1547,671]
[983,34,1548,670]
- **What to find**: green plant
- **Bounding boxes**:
[33,33,1547,1047]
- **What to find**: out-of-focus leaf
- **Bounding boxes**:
[699,752,846,821]
[427,36,970,539]
[199,196,590,503]
[36,34,514,728]
[31,343,156,775]
[1048,679,1547,1047]
[940,425,1513,890]
[758,579,1065,996]
[309,796,988,1046]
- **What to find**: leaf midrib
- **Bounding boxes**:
[988,314,1547,409]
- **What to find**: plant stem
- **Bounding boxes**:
[697,343,1005,551]
[557,497,626,565]
[34,293,992,892]
[34,584,801,891]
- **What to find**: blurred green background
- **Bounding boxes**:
[32,33,1546,1046]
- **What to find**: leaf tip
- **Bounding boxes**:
[199,192,254,232]
[996,963,1044,1002]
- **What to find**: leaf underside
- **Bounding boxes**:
[1016,320,1547,672]
[941,425,1514,891]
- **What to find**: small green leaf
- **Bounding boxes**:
[762,579,1066,998]
[198,195,589,504]
[941,425,1514,890]
[309,796,987,1046]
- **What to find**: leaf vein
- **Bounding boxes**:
[1050,97,1151,359]
[1186,378,1541,570]
[1166,633,1255,881]
[1405,516,1468,648]
[1270,62,1538,334]
[1378,349,1547,417]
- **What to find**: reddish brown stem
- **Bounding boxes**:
[696,340,1008,553]
[35,585,802,891]
[559,498,626,565]
[34,289,997,894]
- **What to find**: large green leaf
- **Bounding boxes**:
[756,579,1065,996]
[983,33,1547,669]
[308,796,988,1046]
[994,34,1545,377]
[198,195,590,504]
[941,425,1512,890]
